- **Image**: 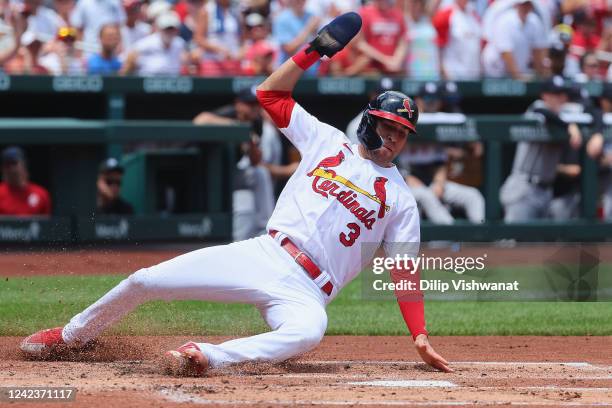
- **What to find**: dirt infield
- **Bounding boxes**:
[1,335,611,407]
[2,245,611,406]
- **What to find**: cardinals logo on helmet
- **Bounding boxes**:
[397,99,414,119]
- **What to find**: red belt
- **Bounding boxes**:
[269,230,333,296]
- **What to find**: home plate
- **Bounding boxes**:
[348,380,457,388]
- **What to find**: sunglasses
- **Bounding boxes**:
[105,178,122,186]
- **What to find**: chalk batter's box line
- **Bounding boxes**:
[304,360,604,368]
[158,389,612,406]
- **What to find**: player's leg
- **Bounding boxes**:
[602,175,612,220]
[411,185,454,224]
[441,181,485,223]
[167,239,328,372]
[58,236,296,346]
[501,176,537,222]
[247,165,276,232]
[549,193,580,220]
[233,189,258,241]
[196,294,327,367]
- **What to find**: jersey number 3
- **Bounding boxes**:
[339,222,360,247]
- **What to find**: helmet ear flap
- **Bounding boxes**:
[357,109,383,150]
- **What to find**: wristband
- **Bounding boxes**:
[291,45,321,71]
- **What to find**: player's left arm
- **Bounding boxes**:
[384,201,453,372]
[256,13,362,155]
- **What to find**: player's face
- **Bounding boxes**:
[1,160,27,186]
[100,171,123,199]
[372,118,410,163]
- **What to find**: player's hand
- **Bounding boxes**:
[586,133,604,159]
[431,182,444,199]
[383,56,403,74]
[414,334,453,372]
[568,123,582,150]
[248,136,263,167]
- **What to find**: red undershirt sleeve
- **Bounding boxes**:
[255,89,296,129]
[391,263,428,340]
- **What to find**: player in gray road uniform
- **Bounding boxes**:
[500,76,583,223]
[592,84,612,219]
[399,82,485,224]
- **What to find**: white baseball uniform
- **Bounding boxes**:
[61,91,426,368]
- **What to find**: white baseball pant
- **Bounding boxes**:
[62,235,328,368]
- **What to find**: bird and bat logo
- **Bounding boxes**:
[307,149,390,231]
[396,98,414,118]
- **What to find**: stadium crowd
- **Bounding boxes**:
[0,0,609,79]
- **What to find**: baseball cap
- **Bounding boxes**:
[99,158,124,174]
[20,30,44,46]
[147,1,172,21]
[417,82,443,99]
[245,13,265,28]
[156,11,181,30]
[541,75,570,94]
[236,86,258,104]
[1,146,25,164]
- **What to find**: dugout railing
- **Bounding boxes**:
[0,74,611,243]
[0,115,610,243]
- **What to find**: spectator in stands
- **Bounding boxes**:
[500,76,583,222]
[598,26,612,80]
[326,41,370,76]
[432,0,481,80]
[23,0,63,43]
[240,12,277,76]
[356,0,407,75]
[405,0,440,80]
[96,158,134,215]
[121,11,188,76]
[145,0,172,26]
[569,11,601,61]
[273,0,320,76]
[6,31,50,74]
[482,0,549,79]
[575,51,604,81]
[87,24,122,75]
[193,0,241,76]
[0,5,28,68]
[39,26,85,75]
[70,0,126,50]
[398,82,485,224]
[177,0,203,43]
[53,0,74,27]
[548,24,580,78]
[121,0,150,53]
[240,0,271,18]
[0,146,51,216]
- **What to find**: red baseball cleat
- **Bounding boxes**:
[20,327,66,358]
[163,341,209,377]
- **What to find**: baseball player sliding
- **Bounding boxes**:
[20,12,452,375]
